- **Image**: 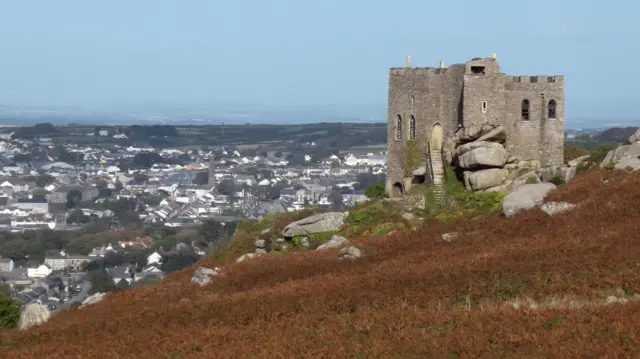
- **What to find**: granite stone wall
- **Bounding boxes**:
[386,57,564,197]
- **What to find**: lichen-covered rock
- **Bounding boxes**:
[339,246,362,259]
[236,253,257,263]
[502,183,556,217]
[441,232,458,243]
[457,143,507,170]
[540,201,576,216]
[18,303,51,331]
[614,157,640,171]
[463,168,508,191]
[81,292,107,308]
[475,125,506,143]
[602,142,640,167]
[282,212,347,238]
[191,267,221,286]
[568,155,590,167]
[316,235,350,250]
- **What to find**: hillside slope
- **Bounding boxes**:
[3,170,640,358]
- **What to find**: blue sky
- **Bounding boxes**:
[0,0,636,120]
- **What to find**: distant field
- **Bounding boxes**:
[9,123,388,151]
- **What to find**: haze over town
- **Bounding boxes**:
[0,0,638,128]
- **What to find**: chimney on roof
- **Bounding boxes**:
[439,60,445,69]
[406,56,411,68]
[491,53,497,59]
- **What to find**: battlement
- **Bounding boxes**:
[506,75,564,84]
[389,67,448,76]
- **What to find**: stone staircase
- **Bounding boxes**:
[429,147,446,204]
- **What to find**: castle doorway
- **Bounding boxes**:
[391,182,403,197]
[431,123,443,150]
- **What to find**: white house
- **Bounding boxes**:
[343,154,361,166]
[27,264,52,278]
[147,252,162,266]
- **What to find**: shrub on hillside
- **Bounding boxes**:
[564,143,590,164]
[589,143,617,164]
[364,182,386,201]
[0,292,21,328]
[548,175,566,186]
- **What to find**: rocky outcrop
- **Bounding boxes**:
[441,232,458,243]
[191,267,221,286]
[339,246,362,260]
[456,141,508,170]
[451,123,583,193]
[628,128,640,144]
[81,293,107,308]
[502,183,556,217]
[463,168,508,191]
[281,212,347,238]
[601,141,640,170]
[540,201,576,216]
[18,303,51,331]
[316,235,350,250]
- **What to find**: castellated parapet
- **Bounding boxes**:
[386,56,564,197]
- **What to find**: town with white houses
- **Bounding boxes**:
[0,128,387,311]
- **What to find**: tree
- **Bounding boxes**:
[330,159,341,168]
[88,268,115,294]
[132,152,163,169]
[115,279,130,291]
[216,179,236,196]
[192,171,209,185]
[197,220,228,251]
[67,208,90,224]
[0,292,20,328]
[328,190,344,211]
[66,189,82,209]
[33,174,55,188]
[589,143,617,165]
[354,172,385,190]
[160,251,199,273]
[364,182,386,201]
[133,173,149,184]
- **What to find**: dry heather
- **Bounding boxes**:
[3,169,640,358]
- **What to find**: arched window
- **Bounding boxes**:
[521,99,530,120]
[409,116,416,140]
[548,100,557,119]
[396,115,403,140]
[481,101,488,114]
[410,95,415,108]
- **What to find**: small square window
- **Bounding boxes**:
[481,101,488,114]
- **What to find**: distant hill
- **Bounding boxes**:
[567,126,639,149]
[595,126,638,143]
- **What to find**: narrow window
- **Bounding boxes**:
[471,66,485,74]
[521,99,530,120]
[548,100,557,119]
[481,101,488,114]
[396,115,403,140]
[410,95,415,108]
[409,116,416,140]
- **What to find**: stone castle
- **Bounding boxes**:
[386,54,565,197]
